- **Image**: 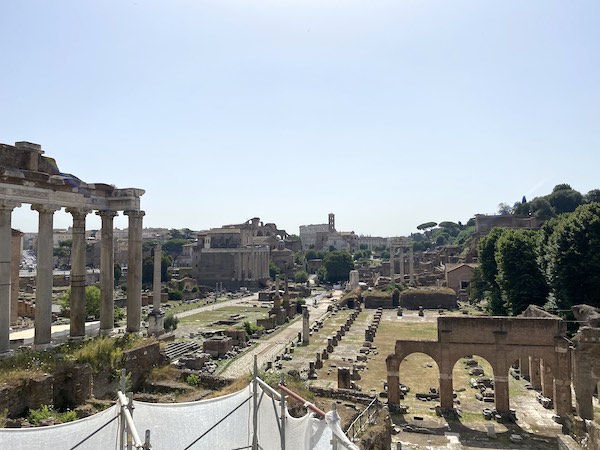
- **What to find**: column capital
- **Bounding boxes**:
[0,200,21,210]
[124,209,145,218]
[96,210,118,219]
[66,207,91,218]
[31,204,62,214]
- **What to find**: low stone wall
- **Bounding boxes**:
[308,386,378,405]
[399,289,457,309]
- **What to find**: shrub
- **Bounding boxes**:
[168,290,183,301]
[164,314,179,332]
[186,374,200,387]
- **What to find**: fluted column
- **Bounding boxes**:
[32,204,61,348]
[0,201,20,356]
[125,210,144,333]
[67,208,89,339]
[97,210,117,335]
[389,246,394,282]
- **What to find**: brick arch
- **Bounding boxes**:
[386,316,571,416]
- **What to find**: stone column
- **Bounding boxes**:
[389,247,394,282]
[302,305,310,344]
[10,229,23,327]
[409,246,415,285]
[0,201,20,356]
[125,210,144,333]
[386,355,401,406]
[399,248,404,282]
[32,204,61,348]
[529,356,542,390]
[97,210,117,336]
[148,244,164,335]
[67,208,89,339]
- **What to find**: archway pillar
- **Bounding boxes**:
[386,355,400,406]
[540,359,554,400]
[439,372,454,409]
[553,338,572,417]
[529,356,542,390]
[519,357,530,380]
[494,375,510,413]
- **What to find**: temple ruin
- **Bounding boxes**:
[0,141,145,355]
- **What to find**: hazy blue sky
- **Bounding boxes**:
[1,1,598,237]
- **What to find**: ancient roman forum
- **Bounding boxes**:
[0,141,145,355]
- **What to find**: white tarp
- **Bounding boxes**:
[0,404,121,450]
[0,383,360,450]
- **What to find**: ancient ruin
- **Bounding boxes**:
[0,141,145,354]
[386,316,571,416]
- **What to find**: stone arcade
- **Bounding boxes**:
[386,316,571,417]
[0,141,145,355]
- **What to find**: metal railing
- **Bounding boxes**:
[345,397,380,442]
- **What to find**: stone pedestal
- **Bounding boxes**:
[302,305,310,344]
[315,352,323,369]
[322,349,329,360]
[338,368,351,389]
[148,311,165,336]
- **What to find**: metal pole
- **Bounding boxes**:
[280,373,286,450]
[119,369,127,450]
[127,392,134,450]
[331,403,338,450]
[144,430,151,450]
[252,355,258,450]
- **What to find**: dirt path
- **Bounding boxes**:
[220,291,340,379]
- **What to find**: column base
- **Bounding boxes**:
[0,349,14,359]
[148,311,165,336]
[69,335,86,342]
[99,328,114,337]
[33,342,56,351]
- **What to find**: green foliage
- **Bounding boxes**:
[114,263,122,286]
[164,314,179,332]
[60,286,102,319]
[72,337,124,372]
[27,405,77,426]
[113,307,125,324]
[168,290,183,300]
[186,373,201,387]
[322,250,354,283]
[305,249,325,261]
[295,298,306,313]
[163,239,189,261]
[417,222,437,231]
[541,203,600,310]
[269,260,281,278]
[478,228,505,315]
[242,320,263,337]
[142,253,172,286]
[294,271,308,283]
[495,229,548,315]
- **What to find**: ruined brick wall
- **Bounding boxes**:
[53,364,93,410]
[0,374,54,418]
[123,341,165,391]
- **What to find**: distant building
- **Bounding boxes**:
[474,214,545,235]
[191,217,288,290]
[299,213,357,252]
[445,263,478,294]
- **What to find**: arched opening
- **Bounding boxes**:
[398,352,440,415]
[451,354,496,419]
